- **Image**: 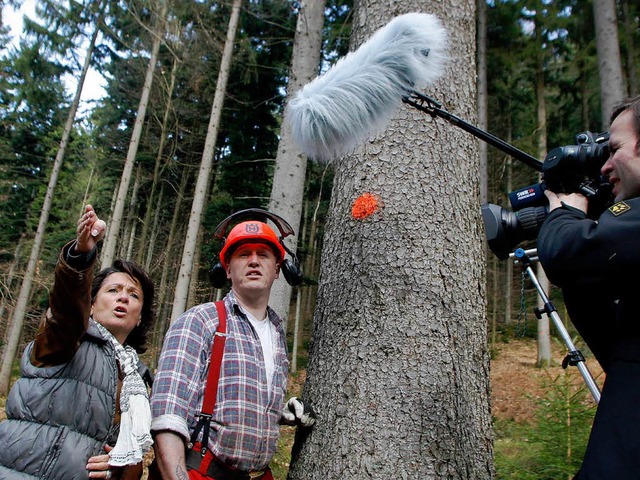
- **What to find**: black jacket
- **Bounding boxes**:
[538,197,640,479]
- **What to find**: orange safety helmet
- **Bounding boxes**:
[219,221,286,268]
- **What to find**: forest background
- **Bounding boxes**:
[0,0,638,478]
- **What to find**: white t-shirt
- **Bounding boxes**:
[245,311,276,394]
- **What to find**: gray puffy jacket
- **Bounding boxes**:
[0,321,149,480]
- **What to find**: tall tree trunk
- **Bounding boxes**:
[106,175,120,228]
[145,186,165,272]
[123,165,142,260]
[101,0,167,266]
[621,0,638,97]
[534,10,552,367]
[170,0,242,320]
[187,228,203,309]
[138,54,179,265]
[151,171,189,366]
[288,2,493,478]
[505,152,513,326]
[0,236,24,342]
[291,198,311,368]
[80,160,96,217]
[593,0,626,129]
[476,0,488,205]
[268,0,326,319]
[0,18,101,394]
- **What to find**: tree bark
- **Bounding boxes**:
[534,8,551,367]
[476,0,488,205]
[621,0,638,97]
[170,0,242,320]
[151,170,189,366]
[288,1,493,478]
[593,0,626,129]
[268,0,326,319]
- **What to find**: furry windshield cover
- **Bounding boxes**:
[287,13,448,162]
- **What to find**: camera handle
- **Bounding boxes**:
[510,247,601,404]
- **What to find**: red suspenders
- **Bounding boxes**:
[187,301,227,465]
[184,301,272,480]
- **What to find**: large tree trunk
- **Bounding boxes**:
[0,19,101,394]
[123,165,142,260]
[288,1,493,478]
[534,8,551,367]
[621,0,638,97]
[268,0,326,319]
[151,170,189,367]
[101,0,167,266]
[170,0,242,320]
[137,54,179,266]
[593,0,626,129]
[476,0,488,205]
[535,2,551,367]
[505,150,513,326]
[0,236,24,343]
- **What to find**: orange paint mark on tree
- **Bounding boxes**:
[351,193,381,219]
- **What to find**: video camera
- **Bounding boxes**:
[399,95,613,260]
[482,131,612,259]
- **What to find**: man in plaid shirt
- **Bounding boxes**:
[151,214,315,480]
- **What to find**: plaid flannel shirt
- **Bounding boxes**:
[150,291,288,471]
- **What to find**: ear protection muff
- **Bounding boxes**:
[209,263,228,289]
[280,243,304,287]
[210,208,304,288]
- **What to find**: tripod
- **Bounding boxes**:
[511,247,601,404]
[402,92,603,403]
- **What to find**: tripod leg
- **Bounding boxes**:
[517,253,601,403]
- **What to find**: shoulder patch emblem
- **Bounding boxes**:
[609,201,631,216]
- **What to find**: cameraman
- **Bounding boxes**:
[538,95,640,480]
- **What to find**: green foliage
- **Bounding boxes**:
[483,0,635,338]
[0,35,67,254]
[2,0,634,475]
[213,1,296,209]
[495,370,596,479]
[494,417,542,480]
[486,0,538,202]
[0,0,631,384]
[485,0,611,207]
[323,0,353,63]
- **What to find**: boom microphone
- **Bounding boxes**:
[287,13,448,161]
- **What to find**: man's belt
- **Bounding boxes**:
[185,447,267,480]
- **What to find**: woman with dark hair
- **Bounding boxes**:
[91,259,155,355]
[0,205,156,480]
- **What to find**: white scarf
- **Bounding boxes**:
[94,321,153,466]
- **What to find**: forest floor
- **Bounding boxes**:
[0,337,604,479]
[490,337,603,424]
